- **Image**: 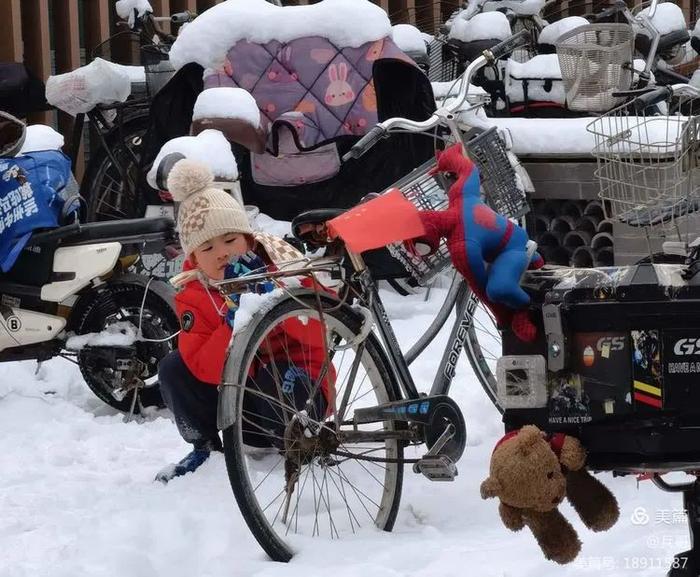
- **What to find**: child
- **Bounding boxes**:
[155,159,329,483]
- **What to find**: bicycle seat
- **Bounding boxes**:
[28,217,175,247]
[292,208,347,245]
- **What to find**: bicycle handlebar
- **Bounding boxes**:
[484,29,531,62]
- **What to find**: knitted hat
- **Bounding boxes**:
[168,159,252,255]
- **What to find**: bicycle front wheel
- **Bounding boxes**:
[221,291,404,562]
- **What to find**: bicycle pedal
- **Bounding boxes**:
[413,455,458,482]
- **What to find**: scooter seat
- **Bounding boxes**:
[28,217,175,246]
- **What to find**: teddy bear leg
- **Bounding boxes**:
[525,509,582,564]
[566,469,620,532]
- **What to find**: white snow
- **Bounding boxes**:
[449,11,511,43]
[193,87,261,129]
[538,16,589,46]
[46,58,132,116]
[115,0,153,26]
[66,322,139,351]
[507,54,563,79]
[109,62,147,83]
[147,129,239,189]
[466,0,546,17]
[1,282,694,577]
[431,80,487,99]
[18,125,64,154]
[169,0,392,70]
[392,24,427,55]
[639,2,687,36]
[232,288,286,333]
[694,19,700,40]
[489,117,597,156]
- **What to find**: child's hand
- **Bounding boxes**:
[222,252,274,328]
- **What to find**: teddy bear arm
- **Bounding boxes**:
[499,502,525,531]
[558,436,586,471]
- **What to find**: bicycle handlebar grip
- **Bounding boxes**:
[485,29,532,61]
[342,126,387,162]
[632,86,673,112]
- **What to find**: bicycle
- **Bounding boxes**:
[209,30,533,562]
[74,8,195,222]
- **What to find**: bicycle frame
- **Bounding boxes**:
[345,249,482,405]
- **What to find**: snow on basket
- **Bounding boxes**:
[169,0,391,70]
[192,87,261,128]
[147,129,238,190]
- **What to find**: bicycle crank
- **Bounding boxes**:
[354,394,467,463]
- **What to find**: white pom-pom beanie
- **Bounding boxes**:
[167,159,252,256]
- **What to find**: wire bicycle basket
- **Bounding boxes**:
[387,127,528,286]
[141,43,176,98]
[556,23,634,112]
[587,94,700,240]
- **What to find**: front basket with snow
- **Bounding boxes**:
[555,24,634,113]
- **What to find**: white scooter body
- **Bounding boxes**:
[0,242,121,352]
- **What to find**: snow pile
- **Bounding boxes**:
[115,0,153,26]
[66,322,138,351]
[539,16,588,46]
[489,117,597,156]
[193,87,261,129]
[694,19,700,39]
[507,54,563,80]
[392,24,427,55]
[18,125,64,154]
[449,11,511,43]
[46,58,132,116]
[147,129,238,189]
[169,0,392,70]
[639,2,687,36]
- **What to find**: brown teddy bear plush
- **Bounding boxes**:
[480,425,619,564]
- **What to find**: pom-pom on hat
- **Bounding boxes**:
[167,159,252,256]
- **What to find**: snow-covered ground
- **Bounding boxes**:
[0,284,693,577]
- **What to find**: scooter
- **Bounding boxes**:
[0,112,180,414]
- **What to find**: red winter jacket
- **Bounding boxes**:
[174,260,334,401]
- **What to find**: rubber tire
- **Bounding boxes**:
[75,282,179,412]
[221,292,404,562]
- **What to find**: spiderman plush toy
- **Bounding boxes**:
[416,144,544,342]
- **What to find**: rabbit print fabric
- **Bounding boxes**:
[202,35,414,154]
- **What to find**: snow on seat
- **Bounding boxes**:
[46,59,143,116]
[18,125,64,155]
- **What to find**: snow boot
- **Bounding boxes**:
[155,448,212,484]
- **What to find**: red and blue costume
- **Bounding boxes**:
[417,144,544,341]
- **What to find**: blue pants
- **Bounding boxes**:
[158,351,326,450]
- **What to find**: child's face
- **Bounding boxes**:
[191,232,251,280]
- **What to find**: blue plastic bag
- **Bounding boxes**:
[0,150,75,272]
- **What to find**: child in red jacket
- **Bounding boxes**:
[155,160,329,483]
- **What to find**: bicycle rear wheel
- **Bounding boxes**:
[221,291,404,562]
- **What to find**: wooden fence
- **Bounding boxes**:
[0,0,698,175]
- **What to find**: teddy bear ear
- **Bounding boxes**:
[517,425,544,452]
[480,477,501,499]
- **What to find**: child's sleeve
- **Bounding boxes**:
[175,293,232,385]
